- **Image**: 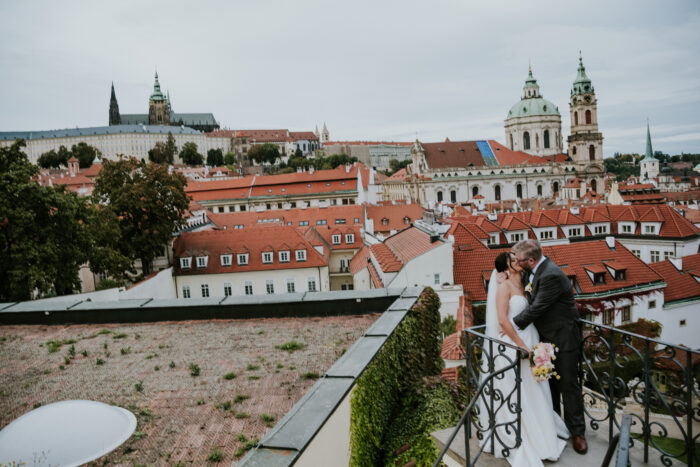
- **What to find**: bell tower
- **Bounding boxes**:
[148,71,170,125]
[567,53,603,165]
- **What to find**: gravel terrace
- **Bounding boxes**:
[0,314,380,466]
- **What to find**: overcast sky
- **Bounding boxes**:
[1,1,699,157]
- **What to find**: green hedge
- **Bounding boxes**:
[350,287,447,466]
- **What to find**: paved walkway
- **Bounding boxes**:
[432,423,650,466]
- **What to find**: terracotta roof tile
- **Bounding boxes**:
[649,253,700,304]
[370,243,402,273]
[384,227,443,264]
[366,203,425,233]
[441,333,464,360]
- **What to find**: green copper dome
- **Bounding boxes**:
[506,66,560,120]
[571,54,594,95]
[150,71,166,102]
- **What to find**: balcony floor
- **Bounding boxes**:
[432,421,650,466]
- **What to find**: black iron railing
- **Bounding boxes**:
[580,319,699,466]
[433,320,699,466]
[433,325,526,467]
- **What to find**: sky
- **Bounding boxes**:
[1,0,699,158]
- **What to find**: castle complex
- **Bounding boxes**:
[109,72,220,132]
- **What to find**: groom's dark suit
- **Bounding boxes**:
[512,257,585,437]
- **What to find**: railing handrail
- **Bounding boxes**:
[579,319,700,356]
[462,324,529,354]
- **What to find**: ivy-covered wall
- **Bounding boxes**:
[350,287,459,466]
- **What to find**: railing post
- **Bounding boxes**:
[686,349,694,466]
[464,330,471,466]
[515,354,522,450]
[642,339,650,463]
[607,324,616,443]
[488,338,495,457]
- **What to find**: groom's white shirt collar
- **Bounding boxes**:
[529,256,547,283]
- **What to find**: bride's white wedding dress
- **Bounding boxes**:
[478,291,569,466]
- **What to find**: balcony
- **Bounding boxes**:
[433,321,699,466]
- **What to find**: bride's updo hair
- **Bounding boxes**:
[495,251,512,273]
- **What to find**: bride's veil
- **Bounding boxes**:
[484,269,499,339]
[476,269,499,439]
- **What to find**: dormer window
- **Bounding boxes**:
[296,249,307,261]
[237,253,249,265]
[332,234,341,245]
[279,251,290,263]
[196,256,208,268]
[614,270,626,280]
[220,254,232,267]
[345,233,355,244]
[404,216,410,225]
[644,225,656,234]
[180,257,192,269]
[382,218,389,226]
[262,252,273,264]
[621,224,633,234]
[594,225,608,235]
[593,272,605,284]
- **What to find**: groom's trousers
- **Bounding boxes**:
[550,347,586,436]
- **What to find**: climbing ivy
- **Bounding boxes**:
[350,287,448,466]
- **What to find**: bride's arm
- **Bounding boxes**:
[496,285,530,357]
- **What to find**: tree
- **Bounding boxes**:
[93,157,189,276]
[248,143,280,165]
[165,132,178,161]
[206,148,224,167]
[294,147,303,158]
[37,145,71,168]
[0,140,93,300]
[388,158,411,175]
[71,142,100,168]
[179,142,203,165]
[223,151,237,166]
[148,141,174,164]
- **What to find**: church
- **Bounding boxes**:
[109,72,220,133]
[380,55,605,206]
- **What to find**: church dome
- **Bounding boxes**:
[506,97,560,120]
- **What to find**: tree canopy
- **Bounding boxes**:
[72,142,100,168]
[179,142,203,165]
[148,141,174,164]
[248,143,280,165]
[37,145,71,169]
[0,140,93,300]
[206,148,224,167]
[93,157,189,276]
[223,151,237,166]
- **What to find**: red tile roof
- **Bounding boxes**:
[366,203,425,233]
[370,243,402,272]
[648,253,700,304]
[324,141,413,146]
[384,226,443,265]
[209,205,364,230]
[288,131,318,141]
[441,367,459,383]
[173,226,327,276]
[349,246,371,275]
[441,333,464,360]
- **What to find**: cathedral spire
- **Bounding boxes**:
[572,53,593,95]
[644,119,655,161]
[150,70,165,101]
[109,82,120,125]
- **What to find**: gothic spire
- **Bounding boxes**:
[109,82,120,125]
[644,119,655,161]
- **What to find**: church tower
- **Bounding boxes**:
[148,72,170,125]
[109,82,120,126]
[321,123,329,144]
[640,121,659,182]
[567,54,603,165]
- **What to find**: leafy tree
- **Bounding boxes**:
[604,155,640,182]
[148,141,174,164]
[37,145,71,169]
[248,143,280,165]
[223,151,237,166]
[206,148,224,167]
[294,147,303,158]
[165,132,178,161]
[71,142,100,168]
[0,140,93,300]
[93,157,189,276]
[179,142,203,165]
[388,158,411,175]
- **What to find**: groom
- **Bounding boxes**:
[511,239,587,455]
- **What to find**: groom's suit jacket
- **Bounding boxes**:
[512,258,580,352]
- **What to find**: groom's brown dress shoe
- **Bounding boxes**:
[573,435,588,454]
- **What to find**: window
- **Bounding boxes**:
[650,251,660,262]
[450,190,457,203]
[614,269,626,281]
[516,184,523,199]
[585,110,592,124]
[494,185,501,201]
[180,257,191,269]
[603,309,612,325]
[680,319,686,327]
[589,145,595,161]
[510,233,524,242]
[621,306,631,323]
[553,181,559,193]
[594,225,608,235]
[196,256,208,268]
[335,218,346,224]
[437,191,443,202]
[307,277,317,292]
[472,186,479,197]
[265,280,274,294]
[223,283,232,297]
[523,132,530,150]
[543,130,550,149]
[645,225,656,234]
[540,230,553,240]
[664,251,672,260]
[221,254,232,267]
[182,285,191,298]
[487,234,498,245]
[434,274,440,285]
[332,234,341,245]
[404,216,410,225]
[345,233,355,244]
[286,279,295,293]
[621,224,632,233]
[279,251,290,262]
[244,281,253,295]
[537,184,543,196]
[593,273,605,284]
[299,220,309,226]
[316,219,327,225]
[382,218,389,226]
[632,249,641,258]
[237,253,249,265]
[569,228,581,237]
[341,284,354,290]
[574,112,579,126]
[354,218,360,224]
[262,252,273,264]
[201,284,210,298]
[296,249,307,261]
[649,300,656,309]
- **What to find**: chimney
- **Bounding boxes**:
[487,212,498,221]
[605,236,615,249]
[309,166,315,175]
[567,198,572,209]
[570,206,580,215]
[536,199,541,211]
[669,256,682,271]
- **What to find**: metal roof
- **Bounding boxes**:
[0,124,201,141]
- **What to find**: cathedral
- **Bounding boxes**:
[109,72,220,133]
[382,55,605,205]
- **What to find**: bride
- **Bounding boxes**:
[477,251,569,466]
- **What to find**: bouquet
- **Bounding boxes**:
[530,342,560,382]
